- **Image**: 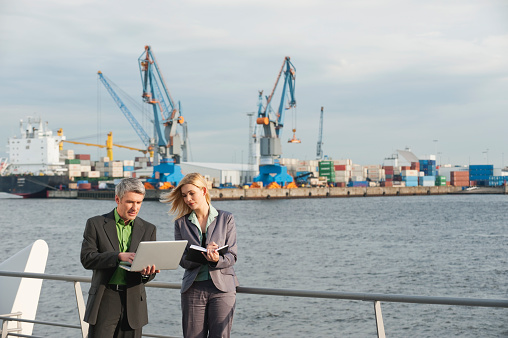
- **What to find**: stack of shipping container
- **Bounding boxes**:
[318,161,335,184]
[450,171,469,187]
[57,149,147,190]
[333,159,352,187]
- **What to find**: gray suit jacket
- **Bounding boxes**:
[174,210,238,293]
[80,209,157,328]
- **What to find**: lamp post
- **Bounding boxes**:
[482,149,489,164]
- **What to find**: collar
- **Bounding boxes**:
[114,208,133,226]
[189,204,218,233]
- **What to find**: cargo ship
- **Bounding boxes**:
[0,117,70,198]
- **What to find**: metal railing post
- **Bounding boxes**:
[374,301,386,338]
[1,319,7,338]
[74,281,89,338]
[0,312,22,338]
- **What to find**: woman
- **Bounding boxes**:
[161,173,238,338]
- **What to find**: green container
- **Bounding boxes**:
[318,161,333,168]
[435,175,446,186]
[319,172,335,180]
[65,159,81,164]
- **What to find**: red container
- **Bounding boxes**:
[380,181,393,187]
[76,154,91,160]
[78,183,92,190]
[335,165,347,171]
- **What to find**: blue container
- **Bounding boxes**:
[123,166,135,171]
[470,164,493,170]
[347,181,368,187]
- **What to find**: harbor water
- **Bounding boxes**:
[0,195,507,337]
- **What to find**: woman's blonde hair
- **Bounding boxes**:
[160,172,211,220]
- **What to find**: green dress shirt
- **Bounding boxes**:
[188,204,218,281]
[109,208,133,285]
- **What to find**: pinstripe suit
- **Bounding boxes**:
[175,209,238,337]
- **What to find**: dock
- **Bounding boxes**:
[47,185,508,201]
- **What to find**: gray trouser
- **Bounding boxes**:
[88,288,142,338]
[181,279,236,338]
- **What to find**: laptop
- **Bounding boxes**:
[119,240,188,272]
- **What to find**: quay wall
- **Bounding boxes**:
[48,185,507,200]
[211,185,465,200]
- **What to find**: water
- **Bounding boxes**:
[0,195,507,337]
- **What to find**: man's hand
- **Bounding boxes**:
[118,252,135,263]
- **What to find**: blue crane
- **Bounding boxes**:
[253,57,298,187]
[137,45,187,185]
[97,71,154,156]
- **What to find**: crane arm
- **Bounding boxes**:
[62,140,106,148]
[257,57,296,138]
[137,45,187,162]
[139,45,176,118]
[97,71,151,149]
[112,143,148,154]
[316,106,324,159]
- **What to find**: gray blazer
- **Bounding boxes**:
[174,210,238,293]
[80,209,157,329]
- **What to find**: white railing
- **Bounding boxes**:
[1,271,507,338]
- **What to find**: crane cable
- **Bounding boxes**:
[97,76,102,158]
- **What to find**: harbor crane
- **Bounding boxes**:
[138,45,187,185]
[316,106,324,160]
[253,57,298,187]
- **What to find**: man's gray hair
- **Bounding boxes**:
[115,178,146,199]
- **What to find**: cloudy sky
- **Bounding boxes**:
[1,0,507,167]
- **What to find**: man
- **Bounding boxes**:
[81,177,158,338]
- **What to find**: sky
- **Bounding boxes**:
[1,0,507,167]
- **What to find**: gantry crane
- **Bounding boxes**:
[253,57,298,187]
[316,106,324,160]
[138,45,187,185]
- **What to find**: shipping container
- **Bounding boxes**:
[435,175,447,186]
[68,170,81,177]
[78,183,92,190]
[347,181,368,187]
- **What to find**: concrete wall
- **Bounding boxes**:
[49,185,507,200]
[209,185,467,200]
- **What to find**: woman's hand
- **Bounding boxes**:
[203,241,219,262]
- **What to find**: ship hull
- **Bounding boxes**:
[0,175,70,198]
